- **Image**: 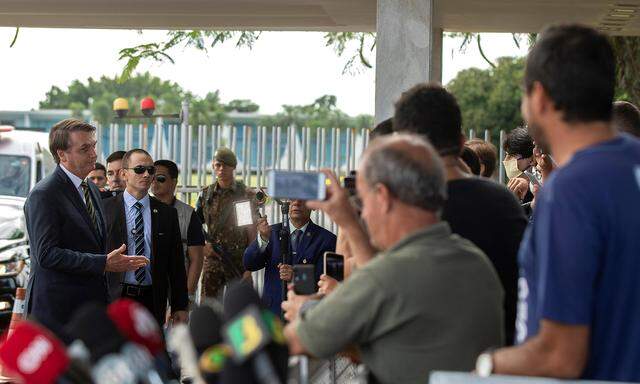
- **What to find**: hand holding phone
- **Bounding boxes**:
[293,265,317,295]
[267,170,327,201]
[323,252,345,282]
[256,214,271,241]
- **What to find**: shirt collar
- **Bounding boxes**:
[214,179,238,193]
[385,221,451,254]
[60,164,84,189]
[289,220,310,235]
[123,189,150,210]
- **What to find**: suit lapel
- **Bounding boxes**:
[150,198,159,278]
[88,182,106,247]
[296,221,316,264]
[55,166,100,243]
[113,194,127,285]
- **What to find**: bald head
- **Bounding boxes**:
[360,134,447,212]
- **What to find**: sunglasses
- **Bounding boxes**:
[127,165,156,175]
[155,175,169,183]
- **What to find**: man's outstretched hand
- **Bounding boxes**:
[105,244,149,272]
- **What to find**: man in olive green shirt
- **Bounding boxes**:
[284,134,504,384]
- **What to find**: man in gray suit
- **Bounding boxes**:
[23,118,148,332]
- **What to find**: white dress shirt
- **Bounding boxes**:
[123,190,153,285]
[60,164,86,204]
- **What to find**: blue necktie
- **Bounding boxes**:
[133,202,146,284]
[291,229,302,256]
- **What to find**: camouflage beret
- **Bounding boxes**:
[213,147,237,167]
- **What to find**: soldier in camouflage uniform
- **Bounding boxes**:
[196,147,256,299]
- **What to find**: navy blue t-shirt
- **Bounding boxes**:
[516,134,640,381]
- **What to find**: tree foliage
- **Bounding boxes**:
[611,36,640,106]
[117,31,375,80]
[39,72,227,125]
[259,95,373,130]
[38,73,372,129]
[447,56,525,140]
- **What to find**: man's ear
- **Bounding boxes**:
[375,183,393,214]
[530,81,551,117]
[57,149,66,163]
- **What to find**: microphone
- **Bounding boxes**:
[0,320,92,384]
[188,305,229,383]
[221,281,288,384]
[107,299,174,383]
[167,324,206,384]
[65,302,156,384]
[107,299,164,356]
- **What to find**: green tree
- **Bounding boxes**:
[225,99,260,113]
[260,95,373,130]
[447,56,525,140]
[37,72,246,126]
[39,72,189,125]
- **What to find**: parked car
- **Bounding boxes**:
[0,126,54,328]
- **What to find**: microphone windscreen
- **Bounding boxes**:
[0,321,70,384]
[107,298,164,356]
[223,280,262,321]
[65,302,126,363]
[189,305,223,354]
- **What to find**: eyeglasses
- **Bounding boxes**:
[126,165,156,175]
[155,175,168,183]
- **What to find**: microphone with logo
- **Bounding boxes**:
[0,320,94,384]
[107,299,174,382]
[221,281,288,384]
[65,302,161,384]
[188,305,231,384]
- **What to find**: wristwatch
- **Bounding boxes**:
[475,349,495,377]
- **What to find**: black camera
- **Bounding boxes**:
[343,170,357,196]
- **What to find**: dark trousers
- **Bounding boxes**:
[121,283,157,323]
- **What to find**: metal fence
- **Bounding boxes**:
[96,120,371,234]
[95,111,507,236]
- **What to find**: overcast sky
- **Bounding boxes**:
[0,28,529,116]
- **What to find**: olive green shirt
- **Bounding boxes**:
[297,222,504,384]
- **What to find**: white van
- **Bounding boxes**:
[0,126,52,324]
[0,126,55,198]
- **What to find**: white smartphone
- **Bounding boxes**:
[234,200,254,226]
[267,170,327,201]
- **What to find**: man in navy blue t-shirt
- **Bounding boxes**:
[477,25,640,382]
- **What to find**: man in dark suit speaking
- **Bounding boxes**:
[244,200,336,315]
[103,149,188,325]
[23,119,149,331]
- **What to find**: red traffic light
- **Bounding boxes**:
[141,97,156,117]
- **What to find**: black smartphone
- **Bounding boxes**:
[323,252,344,282]
[293,265,316,295]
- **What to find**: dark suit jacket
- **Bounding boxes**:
[103,193,188,324]
[23,166,108,332]
[243,221,336,315]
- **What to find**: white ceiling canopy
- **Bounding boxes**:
[0,0,638,35]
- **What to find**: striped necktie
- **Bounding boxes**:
[133,201,146,284]
[80,180,98,232]
[291,229,302,255]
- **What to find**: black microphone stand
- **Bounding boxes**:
[278,201,291,317]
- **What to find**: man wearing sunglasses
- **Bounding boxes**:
[103,149,189,326]
[152,159,205,305]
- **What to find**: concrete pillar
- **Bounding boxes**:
[431,28,443,84]
[375,0,441,124]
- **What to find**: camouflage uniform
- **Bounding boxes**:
[196,180,253,299]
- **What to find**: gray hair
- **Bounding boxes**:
[362,134,447,212]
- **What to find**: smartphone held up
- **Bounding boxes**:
[267,170,327,201]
